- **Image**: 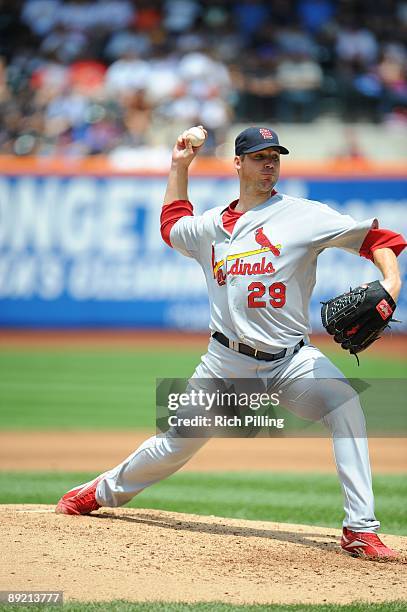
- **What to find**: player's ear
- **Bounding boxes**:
[234,155,242,172]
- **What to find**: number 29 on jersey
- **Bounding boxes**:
[247,282,286,308]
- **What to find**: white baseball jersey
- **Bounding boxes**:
[170,192,377,353]
[86,192,384,535]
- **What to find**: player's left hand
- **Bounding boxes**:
[321,280,397,358]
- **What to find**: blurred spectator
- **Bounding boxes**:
[276,51,323,122]
[0,57,10,102]
[177,51,231,97]
[377,44,407,118]
[145,47,182,104]
[297,0,335,33]
[275,23,317,56]
[120,89,152,145]
[30,55,69,95]
[105,28,151,60]
[105,52,149,94]
[340,61,383,122]
[230,53,280,122]
[135,0,162,32]
[21,0,61,37]
[335,20,378,65]
[40,25,89,63]
[69,59,106,95]
[233,0,270,44]
[57,0,134,32]
[163,0,201,33]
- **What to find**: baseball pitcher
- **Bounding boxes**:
[56,126,406,559]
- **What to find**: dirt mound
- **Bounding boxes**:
[1,505,406,605]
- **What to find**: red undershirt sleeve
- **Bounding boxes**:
[160,199,194,248]
[359,228,407,261]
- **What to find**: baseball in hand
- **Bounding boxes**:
[183,126,206,147]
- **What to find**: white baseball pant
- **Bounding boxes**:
[95,338,380,532]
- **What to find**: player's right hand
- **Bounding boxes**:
[171,126,207,167]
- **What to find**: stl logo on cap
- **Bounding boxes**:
[259,128,274,140]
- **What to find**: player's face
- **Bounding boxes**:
[235,148,281,195]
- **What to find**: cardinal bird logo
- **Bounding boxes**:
[254,227,281,256]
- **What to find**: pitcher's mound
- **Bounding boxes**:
[1,505,406,605]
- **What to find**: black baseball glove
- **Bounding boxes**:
[321,280,396,359]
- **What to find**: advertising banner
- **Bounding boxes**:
[0,173,405,330]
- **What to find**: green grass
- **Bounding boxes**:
[0,601,406,612]
[0,349,199,429]
[1,471,405,535]
[0,348,405,431]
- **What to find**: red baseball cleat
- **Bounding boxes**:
[341,527,399,559]
[55,477,102,515]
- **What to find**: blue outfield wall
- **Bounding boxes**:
[0,174,406,331]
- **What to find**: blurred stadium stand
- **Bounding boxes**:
[0,0,406,160]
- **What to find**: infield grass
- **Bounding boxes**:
[0,471,405,535]
[0,601,406,611]
[0,348,405,430]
